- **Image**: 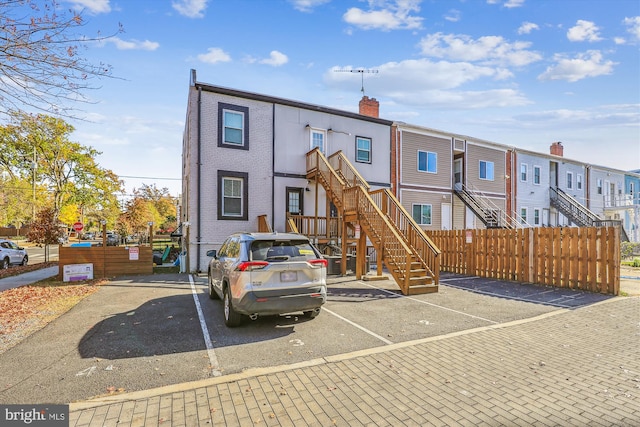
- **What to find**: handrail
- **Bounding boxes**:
[370,188,441,282]
[550,187,599,224]
[457,183,528,228]
[328,150,371,191]
[343,185,415,291]
[306,148,346,211]
[285,217,299,233]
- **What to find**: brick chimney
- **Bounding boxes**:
[550,141,564,157]
[359,96,379,118]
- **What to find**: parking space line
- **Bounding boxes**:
[189,275,222,377]
[359,281,499,324]
[322,307,394,345]
[441,281,575,308]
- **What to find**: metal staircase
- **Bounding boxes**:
[550,187,629,241]
[454,183,526,229]
[306,148,440,295]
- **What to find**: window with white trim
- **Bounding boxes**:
[577,174,583,190]
[597,179,603,195]
[356,137,372,163]
[520,207,527,224]
[412,204,432,225]
[218,103,249,150]
[479,160,494,181]
[310,129,326,154]
[534,208,540,225]
[418,151,437,173]
[567,171,573,189]
[218,171,248,220]
[520,163,527,182]
[533,166,541,185]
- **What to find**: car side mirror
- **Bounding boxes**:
[206,249,217,258]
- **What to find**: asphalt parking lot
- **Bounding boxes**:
[0,271,615,405]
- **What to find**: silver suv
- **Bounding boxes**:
[0,239,28,269]
[206,232,327,327]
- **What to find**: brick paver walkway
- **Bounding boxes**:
[69,296,639,426]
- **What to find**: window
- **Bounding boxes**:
[218,171,248,220]
[534,208,540,225]
[286,188,304,215]
[577,174,583,190]
[597,179,603,195]
[520,207,527,224]
[533,166,541,185]
[566,172,573,189]
[418,151,437,173]
[355,137,372,163]
[520,164,527,182]
[218,103,249,150]
[412,204,432,225]
[479,160,494,181]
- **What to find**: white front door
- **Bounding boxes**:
[441,203,451,230]
[465,206,475,229]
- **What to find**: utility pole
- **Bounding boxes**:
[31,146,36,222]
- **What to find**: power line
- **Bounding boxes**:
[119,175,181,181]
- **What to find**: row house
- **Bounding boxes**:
[182,73,639,278]
[391,123,512,231]
[182,71,393,273]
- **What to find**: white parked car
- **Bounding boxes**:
[207,232,328,327]
[0,239,28,269]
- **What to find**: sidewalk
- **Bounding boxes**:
[68,296,640,427]
[0,266,58,292]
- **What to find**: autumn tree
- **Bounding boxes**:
[0,0,122,119]
[119,184,178,237]
[0,112,124,224]
[26,207,65,261]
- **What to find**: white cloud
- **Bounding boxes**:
[623,16,640,42]
[326,59,530,109]
[538,50,616,82]
[518,22,539,35]
[504,0,525,8]
[444,9,461,23]
[343,0,423,31]
[567,20,602,42]
[289,0,331,13]
[197,48,231,64]
[259,51,289,67]
[172,0,208,18]
[486,0,525,8]
[419,33,542,67]
[614,37,626,45]
[65,0,111,14]
[107,37,159,51]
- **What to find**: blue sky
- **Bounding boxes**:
[59,0,640,198]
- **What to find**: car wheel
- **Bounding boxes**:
[1,257,8,269]
[208,275,219,300]
[21,255,28,266]
[303,308,321,319]
[223,286,243,327]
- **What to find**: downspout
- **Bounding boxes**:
[271,103,275,231]
[197,85,202,272]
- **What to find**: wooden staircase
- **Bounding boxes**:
[307,148,440,295]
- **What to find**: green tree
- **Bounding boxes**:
[0,0,122,119]
[0,112,124,223]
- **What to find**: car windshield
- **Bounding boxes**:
[250,240,318,262]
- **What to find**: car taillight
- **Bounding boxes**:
[236,261,269,271]
[309,259,328,268]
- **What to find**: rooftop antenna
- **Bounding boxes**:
[334,68,379,96]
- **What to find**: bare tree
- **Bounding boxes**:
[0,0,122,118]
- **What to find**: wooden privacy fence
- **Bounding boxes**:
[427,227,620,295]
[58,246,153,280]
